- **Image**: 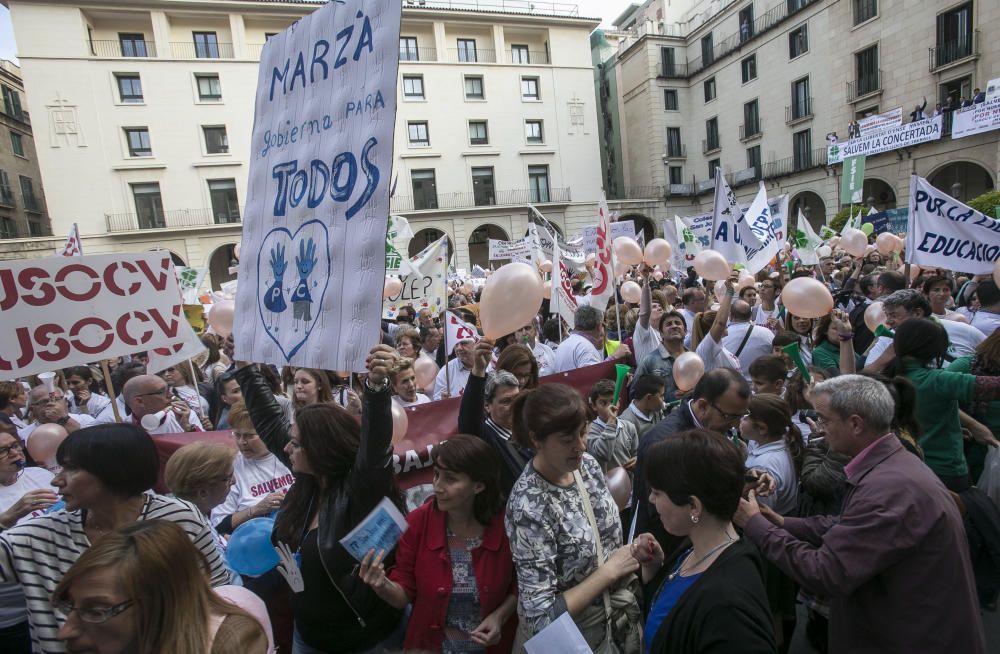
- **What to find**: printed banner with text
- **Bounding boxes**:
[951,98,1000,140]
[828,116,942,164]
[383,235,448,319]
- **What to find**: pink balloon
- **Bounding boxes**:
[714,279,727,299]
[207,300,235,337]
[652,271,664,281]
[828,235,841,248]
[864,301,886,332]
[605,467,632,512]
[390,400,409,445]
[614,237,643,266]
[840,227,868,258]
[620,281,641,303]
[692,250,730,281]
[614,261,630,278]
[737,272,755,290]
[908,264,922,281]
[891,234,905,253]
[672,352,705,393]
[643,238,672,267]
[383,276,403,299]
[875,232,897,256]
[233,242,241,260]
[412,355,439,391]
[540,260,553,273]
[480,263,544,340]
[781,278,834,319]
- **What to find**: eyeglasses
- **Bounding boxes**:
[231,431,258,442]
[136,386,171,398]
[0,441,23,458]
[711,403,748,423]
[55,599,133,624]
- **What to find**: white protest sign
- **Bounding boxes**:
[711,169,764,268]
[146,325,207,375]
[383,235,448,319]
[488,237,534,261]
[175,267,208,305]
[743,183,783,274]
[952,98,1000,139]
[0,253,189,378]
[589,198,615,312]
[828,116,942,164]
[583,221,636,252]
[906,175,1000,275]
[550,241,577,329]
[857,107,903,134]
[235,0,401,371]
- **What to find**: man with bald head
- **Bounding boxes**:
[721,299,775,379]
[19,385,93,442]
[123,374,201,434]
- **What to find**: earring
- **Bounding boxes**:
[689,514,700,524]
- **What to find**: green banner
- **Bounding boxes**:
[840,155,866,205]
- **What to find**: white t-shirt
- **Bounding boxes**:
[211,453,293,527]
[394,393,430,407]
[970,311,1000,337]
[0,467,55,628]
[745,440,798,515]
[721,322,774,378]
[93,396,128,424]
[939,318,986,359]
[532,341,557,377]
[433,359,472,400]
[864,336,893,368]
[695,334,741,373]
[552,332,602,373]
[67,391,110,417]
[752,304,782,328]
[19,414,97,442]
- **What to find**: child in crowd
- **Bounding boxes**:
[585,379,638,472]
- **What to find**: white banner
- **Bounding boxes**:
[711,168,765,269]
[235,0,401,370]
[582,221,636,252]
[0,253,190,378]
[445,311,480,351]
[175,267,208,305]
[384,236,448,319]
[146,326,207,375]
[905,175,1000,274]
[952,97,1000,139]
[488,237,534,261]
[743,183,783,274]
[550,241,577,329]
[792,209,825,266]
[590,198,615,312]
[828,116,942,164]
[857,107,903,134]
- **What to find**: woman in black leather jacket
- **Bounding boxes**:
[234,345,403,653]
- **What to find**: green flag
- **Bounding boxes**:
[793,210,825,265]
[840,155,866,206]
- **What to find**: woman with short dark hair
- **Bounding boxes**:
[636,429,775,654]
[0,424,230,652]
[358,435,517,652]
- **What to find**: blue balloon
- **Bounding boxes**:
[226,517,279,576]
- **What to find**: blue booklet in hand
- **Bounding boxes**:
[339,497,408,562]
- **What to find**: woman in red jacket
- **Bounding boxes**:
[359,434,517,652]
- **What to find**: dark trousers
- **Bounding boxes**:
[0,620,31,654]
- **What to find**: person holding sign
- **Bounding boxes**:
[232,345,405,654]
[358,435,517,652]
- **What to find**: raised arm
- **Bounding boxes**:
[638,267,653,330]
[458,341,492,435]
[709,279,735,344]
[352,345,396,486]
[234,364,292,468]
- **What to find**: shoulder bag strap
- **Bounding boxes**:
[574,470,614,641]
[734,325,755,358]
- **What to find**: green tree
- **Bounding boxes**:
[965,190,1000,217]
[830,206,854,233]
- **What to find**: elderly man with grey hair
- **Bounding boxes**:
[458,340,531,494]
[735,374,985,654]
[122,374,201,435]
[19,385,93,442]
[552,305,630,374]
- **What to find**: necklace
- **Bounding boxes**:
[668,536,737,581]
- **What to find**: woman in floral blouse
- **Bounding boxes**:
[506,383,642,653]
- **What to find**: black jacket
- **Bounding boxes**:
[644,538,776,654]
[457,372,531,495]
[235,365,401,652]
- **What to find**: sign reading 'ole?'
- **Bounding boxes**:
[0,253,189,377]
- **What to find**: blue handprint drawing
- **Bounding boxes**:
[291,237,318,331]
[264,244,288,310]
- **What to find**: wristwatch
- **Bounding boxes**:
[56,416,70,426]
[365,377,390,393]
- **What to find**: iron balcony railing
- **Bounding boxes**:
[847,69,881,102]
[623,185,666,199]
[447,48,498,63]
[739,123,761,140]
[786,97,813,123]
[665,143,687,159]
[403,0,580,17]
[169,41,235,59]
[659,62,690,78]
[508,49,550,64]
[89,40,157,58]
[390,187,570,212]
[702,138,721,154]
[929,30,979,71]
[399,47,438,62]
[105,206,244,233]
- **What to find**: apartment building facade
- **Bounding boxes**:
[602,0,1000,231]
[1,0,606,285]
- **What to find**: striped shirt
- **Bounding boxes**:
[0,493,230,653]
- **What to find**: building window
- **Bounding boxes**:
[115,74,143,103]
[196,74,222,101]
[2,85,24,120]
[701,33,714,65]
[854,0,878,25]
[399,36,419,61]
[743,100,760,137]
[704,77,717,103]
[208,179,240,224]
[9,131,24,157]
[124,128,151,157]
[707,159,720,179]
[528,165,550,203]
[789,24,808,58]
[464,75,484,99]
[739,5,755,42]
[521,77,540,100]
[667,127,682,157]
[525,120,544,144]
[27,220,41,237]
[792,76,810,119]
[668,166,683,185]
[0,217,14,239]
[936,3,973,67]
[511,44,530,64]
[660,47,676,76]
[664,89,678,110]
[193,32,220,59]
[457,38,477,63]
[741,55,757,83]
[118,33,148,57]
[855,45,879,96]
[402,75,424,99]
[0,170,13,206]
[793,129,812,170]
[131,182,165,229]
[203,126,229,154]
[18,176,37,212]
[747,145,761,173]
[411,170,437,210]
[468,120,488,145]
[407,121,429,147]
[472,167,495,206]
[705,117,719,151]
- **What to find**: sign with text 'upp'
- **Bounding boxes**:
[0,253,190,378]
[235,0,402,371]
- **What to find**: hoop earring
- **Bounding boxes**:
[689,514,700,524]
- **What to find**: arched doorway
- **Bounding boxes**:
[928,161,994,202]
[149,248,186,267]
[208,243,237,290]
[620,214,655,243]
[524,222,564,240]
[789,191,826,231]
[468,223,509,269]
[408,227,453,259]
[860,178,897,211]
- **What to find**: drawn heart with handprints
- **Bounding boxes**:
[256,219,331,361]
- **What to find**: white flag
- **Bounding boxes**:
[590,197,616,312]
[743,183,782,274]
[550,241,578,329]
[56,223,83,257]
[711,168,764,268]
[792,210,825,266]
[444,311,480,352]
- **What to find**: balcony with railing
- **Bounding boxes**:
[447,48,497,63]
[508,49,550,64]
[403,1,580,17]
[389,187,570,212]
[786,97,813,124]
[105,206,243,233]
[170,41,235,59]
[89,39,158,58]
[847,69,881,102]
[760,147,828,180]
[665,144,687,159]
[702,139,721,155]
[929,30,979,71]
[739,122,761,141]
[659,62,690,79]
[399,47,439,62]
[624,185,666,199]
